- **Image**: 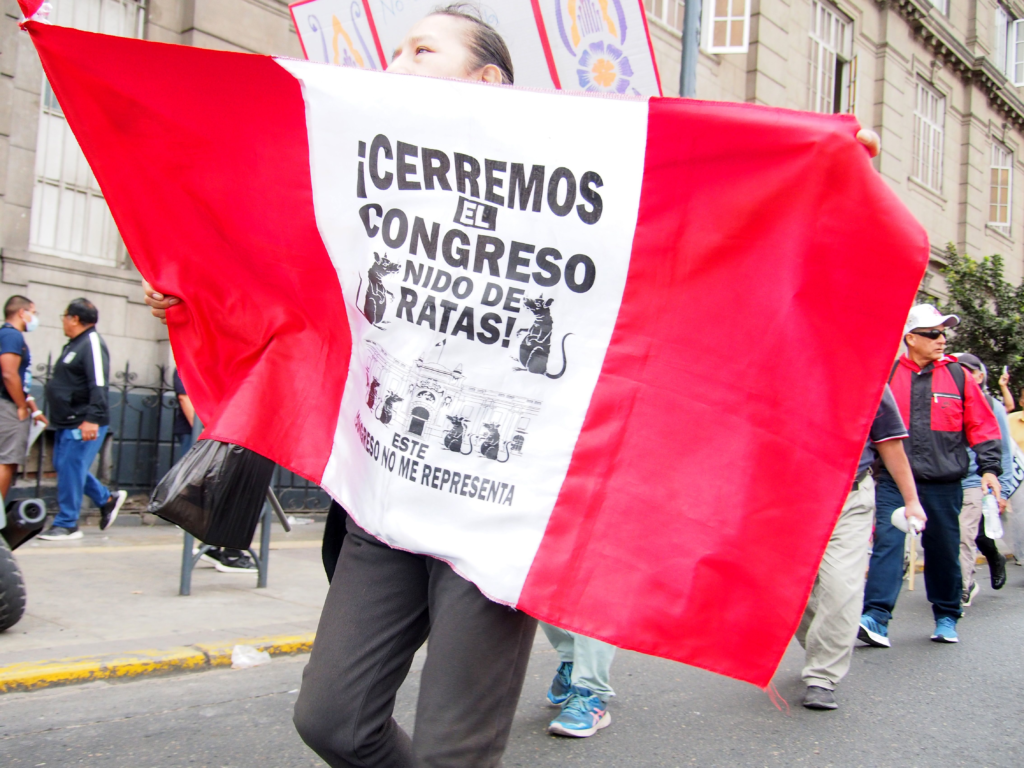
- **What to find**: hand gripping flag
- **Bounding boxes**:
[20,17,927,686]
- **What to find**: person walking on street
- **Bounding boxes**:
[541,624,617,737]
[860,305,1002,645]
[0,295,47,499]
[953,354,1013,605]
[172,368,196,459]
[38,299,126,541]
[798,384,924,711]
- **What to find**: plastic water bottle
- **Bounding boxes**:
[983,492,1004,539]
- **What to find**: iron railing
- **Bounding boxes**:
[20,357,330,512]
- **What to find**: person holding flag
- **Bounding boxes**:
[131,2,889,764]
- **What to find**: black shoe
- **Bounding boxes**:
[99,490,127,531]
[216,551,258,573]
[962,580,980,607]
[38,526,83,541]
[990,552,1007,590]
[802,686,837,710]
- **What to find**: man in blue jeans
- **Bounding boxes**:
[859,304,1002,645]
[39,298,125,541]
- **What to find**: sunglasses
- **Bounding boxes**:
[910,329,947,340]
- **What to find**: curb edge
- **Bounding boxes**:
[0,632,315,694]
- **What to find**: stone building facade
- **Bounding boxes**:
[646,0,1024,293]
[0,0,302,382]
[0,0,1018,380]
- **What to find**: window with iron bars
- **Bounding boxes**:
[912,81,945,194]
[990,143,1013,236]
[644,0,686,33]
[808,1,855,114]
[29,0,146,268]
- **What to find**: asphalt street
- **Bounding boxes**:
[1,563,1021,767]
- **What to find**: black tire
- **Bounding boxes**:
[0,536,26,631]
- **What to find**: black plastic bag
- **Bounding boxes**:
[148,440,274,549]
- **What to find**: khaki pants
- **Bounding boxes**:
[797,475,875,690]
[959,486,984,592]
[960,488,1015,590]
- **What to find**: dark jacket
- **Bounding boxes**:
[46,328,110,428]
[885,355,1001,483]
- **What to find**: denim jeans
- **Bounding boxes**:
[52,426,111,530]
[541,623,617,702]
[863,475,963,624]
[175,432,194,461]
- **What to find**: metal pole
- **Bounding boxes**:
[257,504,271,588]
[680,0,702,97]
[114,361,129,489]
[151,364,165,488]
[35,354,51,498]
[180,531,195,596]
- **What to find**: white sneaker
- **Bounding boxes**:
[38,526,84,541]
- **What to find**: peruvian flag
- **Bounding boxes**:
[21,15,927,687]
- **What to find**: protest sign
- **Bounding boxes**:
[288,0,662,94]
[21,18,926,686]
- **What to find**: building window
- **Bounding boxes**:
[928,0,948,15]
[912,81,945,193]
[990,143,1013,235]
[29,0,146,267]
[701,0,751,54]
[995,5,1024,84]
[643,0,686,32]
[808,1,855,114]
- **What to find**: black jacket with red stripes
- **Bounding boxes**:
[884,355,1002,483]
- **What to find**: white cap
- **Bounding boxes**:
[904,304,960,335]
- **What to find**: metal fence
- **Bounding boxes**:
[20,357,330,512]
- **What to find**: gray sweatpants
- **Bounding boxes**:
[796,475,875,690]
[294,518,538,767]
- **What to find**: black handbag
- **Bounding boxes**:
[148,440,274,549]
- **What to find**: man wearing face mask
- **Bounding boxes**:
[0,295,47,499]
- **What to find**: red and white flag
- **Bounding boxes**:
[21,15,927,687]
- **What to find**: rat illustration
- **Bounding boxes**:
[366,377,380,410]
[479,423,511,462]
[357,252,400,326]
[515,296,571,379]
[376,391,403,425]
[443,416,474,455]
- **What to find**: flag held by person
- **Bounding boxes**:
[18,12,928,687]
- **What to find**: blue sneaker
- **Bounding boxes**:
[548,686,611,738]
[857,615,891,648]
[546,661,573,706]
[930,616,959,643]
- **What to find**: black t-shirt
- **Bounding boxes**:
[0,323,29,403]
[857,384,908,477]
[173,370,192,436]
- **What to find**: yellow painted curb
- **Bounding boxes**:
[0,632,316,694]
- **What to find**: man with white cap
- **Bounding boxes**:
[860,305,1002,645]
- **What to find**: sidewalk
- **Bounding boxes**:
[0,516,329,691]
